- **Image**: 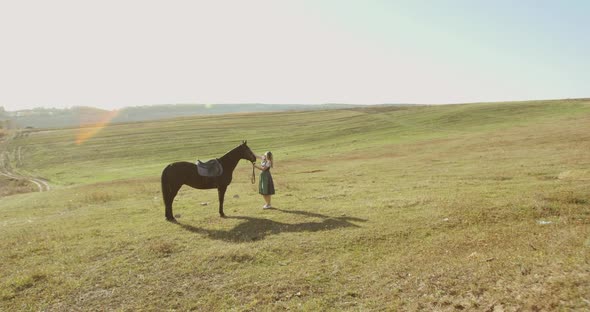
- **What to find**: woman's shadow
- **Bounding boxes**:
[176,207,367,243]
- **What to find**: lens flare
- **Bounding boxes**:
[75,109,120,145]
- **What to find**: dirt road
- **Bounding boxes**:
[0,131,50,193]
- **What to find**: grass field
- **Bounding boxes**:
[1,100,589,310]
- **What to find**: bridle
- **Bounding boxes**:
[244,145,256,184]
[240,142,257,185]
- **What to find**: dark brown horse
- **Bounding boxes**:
[161,141,256,221]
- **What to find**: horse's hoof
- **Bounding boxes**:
[166,217,178,223]
[220,214,226,218]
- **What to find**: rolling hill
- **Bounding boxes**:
[0,99,589,310]
[1,103,362,130]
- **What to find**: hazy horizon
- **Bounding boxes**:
[2,102,367,112]
[1,1,589,111]
[4,98,590,113]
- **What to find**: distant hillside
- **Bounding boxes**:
[110,104,357,123]
[2,104,360,129]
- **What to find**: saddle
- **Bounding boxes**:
[196,159,223,177]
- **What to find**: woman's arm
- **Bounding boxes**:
[254,162,270,171]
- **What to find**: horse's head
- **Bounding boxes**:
[241,140,257,163]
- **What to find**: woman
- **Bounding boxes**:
[254,151,275,209]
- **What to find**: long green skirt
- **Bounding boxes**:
[259,170,275,195]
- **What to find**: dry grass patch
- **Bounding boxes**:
[148,240,178,257]
[0,177,36,197]
[82,191,114,204]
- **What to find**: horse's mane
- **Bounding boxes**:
[219,143,244,161]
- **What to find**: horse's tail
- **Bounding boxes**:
[161,165,174,221]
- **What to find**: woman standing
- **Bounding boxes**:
[254,151,275,209]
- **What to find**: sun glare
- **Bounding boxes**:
[75,110,120,145]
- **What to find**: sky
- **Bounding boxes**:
[1,0,589,111]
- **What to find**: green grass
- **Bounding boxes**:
[1,99,589,310]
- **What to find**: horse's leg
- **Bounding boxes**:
[162,167,175,221]
[165,183,181,222]
[217,185,227,217]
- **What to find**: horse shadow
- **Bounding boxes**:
[176,208,367,243]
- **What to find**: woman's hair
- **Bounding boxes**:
[265,151,274,168]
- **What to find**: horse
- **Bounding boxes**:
[161,141,257,221]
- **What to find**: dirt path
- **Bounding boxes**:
[0,132,50,192]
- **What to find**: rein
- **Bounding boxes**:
[251,162,256,184]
